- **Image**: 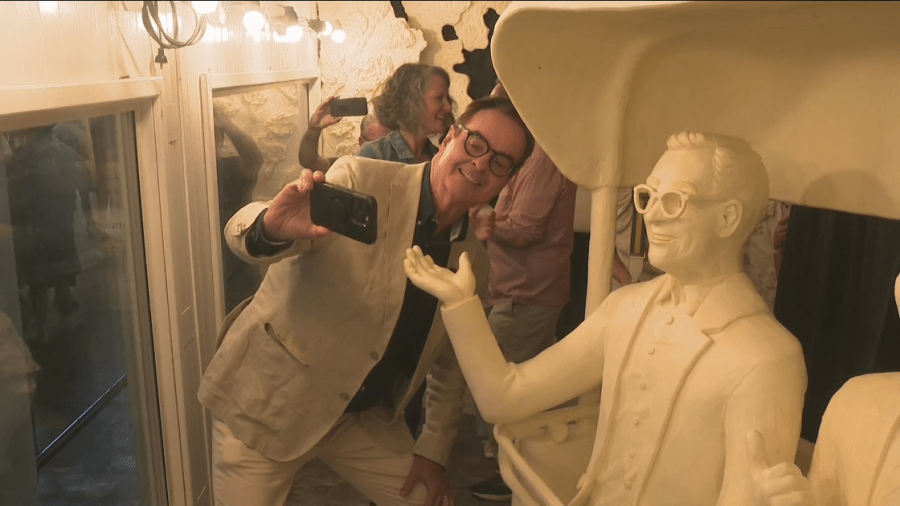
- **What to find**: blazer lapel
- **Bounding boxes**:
[691,273,768,334]
[858,394,900,505]
[382,165,423,346]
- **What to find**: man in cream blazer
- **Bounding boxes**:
[405,132,808,505]
[198,97,535,506]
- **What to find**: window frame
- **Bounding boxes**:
[0,77,170,505]
[199,69,318,326]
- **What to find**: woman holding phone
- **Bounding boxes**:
[298,64,454,171]
[358,63,454,164]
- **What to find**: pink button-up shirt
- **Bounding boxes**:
[487,144,577,307]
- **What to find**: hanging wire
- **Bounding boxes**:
[141,1,208,67]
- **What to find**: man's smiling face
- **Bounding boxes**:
[430,109,527,211]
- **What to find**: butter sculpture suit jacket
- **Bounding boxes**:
[198,156,487,466]
[809,372,900,506]
[442,272,807,506]
[571,274,808,506]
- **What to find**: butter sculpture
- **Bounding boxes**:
[405,132,808,505]
[751,272,900,506]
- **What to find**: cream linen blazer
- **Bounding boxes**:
[198,156,488,465]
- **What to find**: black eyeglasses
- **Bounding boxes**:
[455,123,517,177]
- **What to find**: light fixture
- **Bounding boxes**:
[268,5,304,42]
[305,18,345,43]
[192,1,218,15]
[330,21,345,43]
[243,9,265,33]
[141,1,209,68]
[222,1,270,34]
[38,1,58,16]
[284,25,304,41]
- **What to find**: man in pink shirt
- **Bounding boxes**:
[466,82,578,501]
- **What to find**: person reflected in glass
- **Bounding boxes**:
[0,307,40,502]
[6,125,91,344]
[51,122,101,265]
[214,104,265,312]
[0,133,12,247]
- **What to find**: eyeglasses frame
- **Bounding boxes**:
[633,183,727,219]
[454,123,518,177]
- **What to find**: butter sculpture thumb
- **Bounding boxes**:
[748,430,812,506]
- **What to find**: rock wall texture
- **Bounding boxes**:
[316,1,511,158]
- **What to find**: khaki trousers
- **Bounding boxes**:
[212,415,428,506]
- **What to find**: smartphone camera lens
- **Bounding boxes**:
[328,198,347,224]
[352,198,370,224]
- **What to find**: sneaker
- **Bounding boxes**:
[470,473,512,501]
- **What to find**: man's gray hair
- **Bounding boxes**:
[360,114,381,136]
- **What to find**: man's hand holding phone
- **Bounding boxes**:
[262,169,332,242]
[310,181,378,245]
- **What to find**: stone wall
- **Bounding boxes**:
[316,1,511,158]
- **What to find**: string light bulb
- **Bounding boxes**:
[191,1,218,15]
[331,23,346,43]
[285,24,304,41]
[305,18,345,42]
[243,9,265,33]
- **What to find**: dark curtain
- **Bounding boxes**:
[773,205,900,442]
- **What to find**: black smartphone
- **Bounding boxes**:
[329,97,368,117]
[310,181,378,245]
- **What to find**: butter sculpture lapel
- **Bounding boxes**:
[857,380,900,506]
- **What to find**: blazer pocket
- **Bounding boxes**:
[228,321,313,433]
[264,321,311,367]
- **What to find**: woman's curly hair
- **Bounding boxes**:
[372,63,451,134]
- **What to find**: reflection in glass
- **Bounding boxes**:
[213,82,308,313]
[1,114,160,504]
